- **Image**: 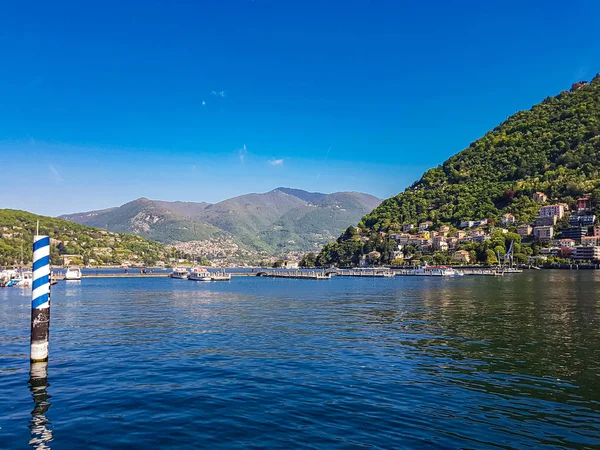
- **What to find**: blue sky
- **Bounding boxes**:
[1,0,600,216]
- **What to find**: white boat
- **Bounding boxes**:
[0,271,9,287]
[65,267,82,281]
[188,267,212,281]
[19,271,33,286]
[3,270,33,286]
[1,270,33,287]
[170,267,189,279]
[1,270,16,287]
[409,264,463,277]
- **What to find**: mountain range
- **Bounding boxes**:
[60,188,381,262]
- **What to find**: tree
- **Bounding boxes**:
[337,226,359,243]
[514,253,528,264]
[486,250,498,266]
[300,253,317,268]
[433,252,451,265]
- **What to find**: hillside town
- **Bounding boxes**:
[352,193,599,267]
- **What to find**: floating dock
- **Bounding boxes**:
[331,269,395,278]
[256,270,331,280]
[44,266,523,283]
[458,269,505,276]
[52,273,168,280]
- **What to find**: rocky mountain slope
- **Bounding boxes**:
[60,188,382,262]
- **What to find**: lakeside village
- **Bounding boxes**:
[307,193,600,269]
[1,193,599,277]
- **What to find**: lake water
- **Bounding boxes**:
[1,272,599,449]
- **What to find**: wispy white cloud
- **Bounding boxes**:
[316,145,331,180]
[238,144,248,164]
[211,90,226,98]
[48,164,64,182]
[268,159,284,166]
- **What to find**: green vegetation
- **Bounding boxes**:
[60,189,382,261]
[0,209,167,267]
[299,252,317,268]
[317,76,600,266]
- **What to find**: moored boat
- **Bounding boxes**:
[65,267,82,281]
[2,270,33,287]
[18,271,33,286]
[170,267,189,279]
[188,267,211,281]
[0,271,8,287]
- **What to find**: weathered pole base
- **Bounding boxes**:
[30,307,50,362]
[30,342,49,362]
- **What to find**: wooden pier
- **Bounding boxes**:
[44,266,522,284]
[52,273,169,280]
[256,270,331,280]
[459,268,505,276]
[331,269,395,278]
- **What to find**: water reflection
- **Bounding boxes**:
[28,362,52,449]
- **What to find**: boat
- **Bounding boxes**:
[65,267,82,281]
[408,264,463,277]
[2,270,33,286]
[188,267,212,281]
[19,271,33,286]
[170,267,189,279]
[0,271,8,287]
[1,270,16,287]
[211,271,231,281]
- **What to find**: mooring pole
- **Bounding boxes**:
[31,235,51,362]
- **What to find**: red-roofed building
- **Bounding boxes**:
[577,197,592,212]
[501,213,515,225]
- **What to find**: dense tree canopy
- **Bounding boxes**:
[0,209,166,266]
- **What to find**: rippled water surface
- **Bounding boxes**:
[1,271,600,449]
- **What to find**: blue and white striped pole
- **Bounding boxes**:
[31,235,51,362]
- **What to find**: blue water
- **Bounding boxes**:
[1,272,600,449]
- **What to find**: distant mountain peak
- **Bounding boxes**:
[274,187,327,203]
[58,187,382,262]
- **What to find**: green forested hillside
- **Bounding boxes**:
[60,189,382,257]
[0,209,167,266]
[316,76,600,265]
